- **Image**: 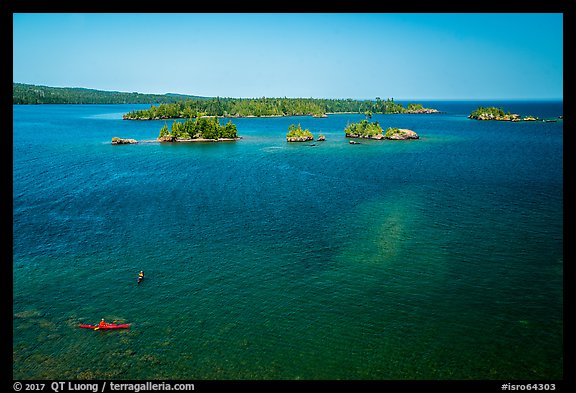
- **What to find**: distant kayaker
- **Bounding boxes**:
[137,271,144,284]
[99,318,107,327]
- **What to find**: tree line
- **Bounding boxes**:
[124,97,435,119]
[13,83,206,105]
[13,83,438,119]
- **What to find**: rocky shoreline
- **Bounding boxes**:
[125,109,440,121]
[286,135,314,142]
[345,127,419,140]
[346,133,385,140]
[468,106,540,121]
[158,136,241,142]
[385,128,419,140]
[403,108,440,114]
[469,113,540,121]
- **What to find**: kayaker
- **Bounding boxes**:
[139,271,144,279]
[99,318,107,327]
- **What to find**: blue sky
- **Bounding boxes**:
[13,13,563,100]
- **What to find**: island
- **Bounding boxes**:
[403,103,440,114]
[345,119,386,140]
[468,106,539,121]
[111,137,138,145]
[344,120,419,140]
[157,116,240,142]
[286,123,314,142]
[122,97,439,120]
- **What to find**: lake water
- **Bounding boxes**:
[12,101,563,380]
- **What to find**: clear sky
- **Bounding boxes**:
[12,13,563,100]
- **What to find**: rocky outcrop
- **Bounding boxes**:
[317,135,326,141]
[111,137,138,144]
[158,136,241,142]
[158,135,177,142]
[287,135,314,142]
[469,113,520,121]
[471,113,540,121]
[404,108,440,114]
[384,128,419,140]
[346,129,419,140]
[346,133,384,140]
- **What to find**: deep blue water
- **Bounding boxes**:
[13,101,563,380]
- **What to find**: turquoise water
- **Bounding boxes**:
[13,102,563,380]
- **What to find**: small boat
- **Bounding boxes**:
[79,323,130,330]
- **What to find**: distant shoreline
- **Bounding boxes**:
[13,84,564,106]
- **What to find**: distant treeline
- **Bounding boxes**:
[13,83,438,118]
[12,83,206,104]
[124,98,433,119]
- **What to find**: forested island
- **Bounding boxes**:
[13,83,206,105]
[468,106,538,121]
[157,116,240,142]
[345,120,419,140]
[286,124,314,142]
[123,98,439,119]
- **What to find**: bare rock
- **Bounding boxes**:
[287,135,314,142]
[384,129,419,140]
[111,137,138,145]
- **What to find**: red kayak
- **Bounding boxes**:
[79,323,130,330]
